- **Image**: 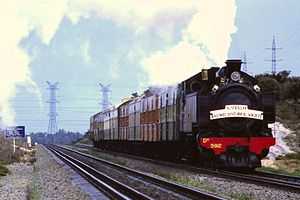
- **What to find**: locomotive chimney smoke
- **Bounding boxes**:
[143,0,237,85]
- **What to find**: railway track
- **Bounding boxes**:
[47,145,226,200]
[218,170,300,192]
[46,145,152,200]
[71,144,300,193]
[252,170,300,184]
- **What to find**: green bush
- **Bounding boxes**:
[277,101,300,121]
[256,76,280,98]
[284,152,300,160]
[0,164,9,176]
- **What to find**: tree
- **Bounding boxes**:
[30,130,83,144]
[275,70,291,83]
[285,77,300,102]
[256,76,280,98]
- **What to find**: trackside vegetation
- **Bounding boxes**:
[256,71,300,175]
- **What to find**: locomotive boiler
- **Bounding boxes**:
[89,59,276,168]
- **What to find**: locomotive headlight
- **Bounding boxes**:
[254,85,261,92]
[212,85,219,92]
[231,71,241,82]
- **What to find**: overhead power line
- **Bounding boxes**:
[99,83,112,111]
[241,51,252,72]
[265,35,282,74]
[47,81,59,134]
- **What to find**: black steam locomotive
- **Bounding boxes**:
[89,59,276,168]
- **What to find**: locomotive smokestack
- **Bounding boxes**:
[225,59,242,71]
[225,59,242,77]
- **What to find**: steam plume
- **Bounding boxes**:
[0,0,236,126]
[143,0,237,85]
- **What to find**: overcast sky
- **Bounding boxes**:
[1,1,299,133]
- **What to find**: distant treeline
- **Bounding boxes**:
[256,71,300,119]
[256,70,300,102]
[256,71,300,150]
[30,129,83,145]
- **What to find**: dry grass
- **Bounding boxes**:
[0,163,9,176]
[0,135,27,163]
[27,175,40,200]
[259,152,300,176]
[74,134,93,145]
[276,101,300,152]
[230,192,254,200]
[274,153,300,176]
[0,135,36,178]
[0,135,15,163]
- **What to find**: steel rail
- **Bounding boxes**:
[46,145,153,200]
[219,170,300,192]
[55,145,226,200]
[70,144,300,193]
[253,170,300,183]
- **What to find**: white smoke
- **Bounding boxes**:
[143,41,210,85]
[66,1,198,28]
[81,40,91,64]
[0,0,237,125]
[143,0,237,85]
[0,1,70,126]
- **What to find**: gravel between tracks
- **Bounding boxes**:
[33,145,91,200]
[61,147,191,200]
[73,146,300,200]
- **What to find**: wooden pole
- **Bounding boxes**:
[13,137,15,154]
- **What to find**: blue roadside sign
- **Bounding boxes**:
[5,126,25,138]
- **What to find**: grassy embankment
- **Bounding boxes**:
[259,152,300,176]
[260,101,300,176]
[0,134,37,176]
[73,133,93,145]
[0,136,39,199]
[0,134,23,177]
[0,161,9,177]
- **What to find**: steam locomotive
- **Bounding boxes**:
[89,60,276,168]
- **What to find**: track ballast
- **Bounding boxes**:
[47,145,226,200]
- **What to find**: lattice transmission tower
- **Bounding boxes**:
[47,81,59,134]
[99,83,111,111]
[241,51,252,72]
[266,35,282,75]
